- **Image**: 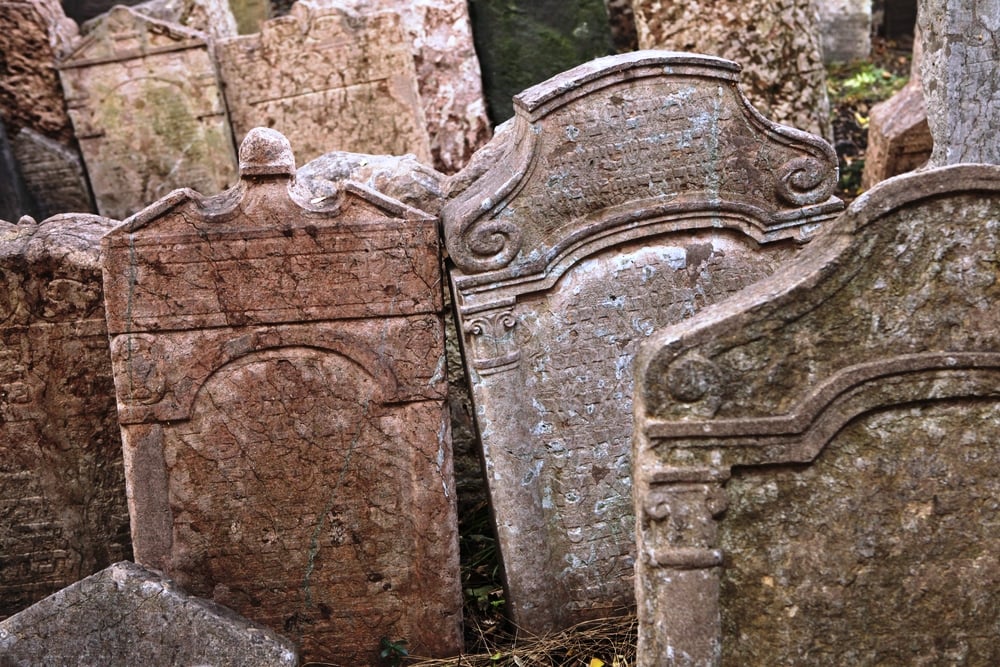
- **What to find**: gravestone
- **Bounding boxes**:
[133,0,239,42]
[216,1,431,166]
[631,0,832,139]
[58,6,238,220]
[12,128,94,218]
[0,561,298,665]
[442,51,842,633]
[0,212,130,621]
[918,0,1000,166]
[861,80,931,189]
[229,0,270,34]
[817,0,872,63]
[467,0,614,124]
[333,0,491,174]
[634,165,1000,665]
[102,128,462,664]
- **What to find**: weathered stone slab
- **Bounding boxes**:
[918,0,1000,166]
[217,1,431,166]
[12,128,94,218]
[133,0,239,42]
[0,212,130,621]
[58,6,238,220]
[228,0,270,34]
[632,0,832,139]
[817,0,871,63]
[0,561,298,665]
[0,0,78,145]
[102,128,461,664]
[467,0,614,124]
[442,51,841,633]
[861,80,931,189]
[334,0,491,174]
[634,165,1000,665]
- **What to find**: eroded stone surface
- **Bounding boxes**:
[0,0,77,144]
[0,120,33,222]
[217,1,431,165]
[632,0,832,139]
[0,213,130,621]
[58,6,238,219]
[12,128,94,218]
[335,0,491,174]
[443,51,841,633]
[918,0,1000,165]
[0,561,298,665]
[634,165,1000,665]
[816,0,871,63]
[102,128,461,664]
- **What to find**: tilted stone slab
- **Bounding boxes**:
[12,128,94,219]
[216,1,432,166]
[58,6,238,219]
[102,128,461,664]
[634,165,1000,665]
[0,213,130,620]
[442,51,841,633]
[0,561,298,665]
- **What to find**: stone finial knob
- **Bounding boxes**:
[239,127,295,177]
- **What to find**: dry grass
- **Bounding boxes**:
[408,614,636,667]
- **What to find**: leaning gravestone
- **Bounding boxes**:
[217,1,432,166]
[631,0,832,139]
[0,213,130,621]
[102,128,462,664]
[442,51,842,633]
[12,128,94,219]
[58,6,238,220]
[0,121,33,221]
[918,0,1000,166]
[333,0,491,174]
[634,165,1000,666]
[0,561,298,665]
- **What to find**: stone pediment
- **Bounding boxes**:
[444,51,842,306]
[59,5,205,69]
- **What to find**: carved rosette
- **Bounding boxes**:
[464,309,521,375]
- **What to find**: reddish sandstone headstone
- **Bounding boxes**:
[58,6,238,219]
[443,51,841,633]
[101,128,461,664]
[216,1,432,165]
[634,165,1000,666]
[0,213,129,620]
[860,80,932,190]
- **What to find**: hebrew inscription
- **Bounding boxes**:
[216,1,431,165]
[443,51,841,633]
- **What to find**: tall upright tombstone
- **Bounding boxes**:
[0,213,130,620]
[917,0,1000,166]
[631,0,832,139]
[442,51,842,633]
[633,165,1000,665]
[58,6,238,220]
[216,1,432,166]
[101,128,462,664]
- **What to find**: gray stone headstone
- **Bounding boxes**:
[918,0,1000,166]
[0,120,34,222]
[634,164,1000,666]
[12,128,94,217]
[0,561,299,666]
[817,0,872,63]
[443,51,841,634]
